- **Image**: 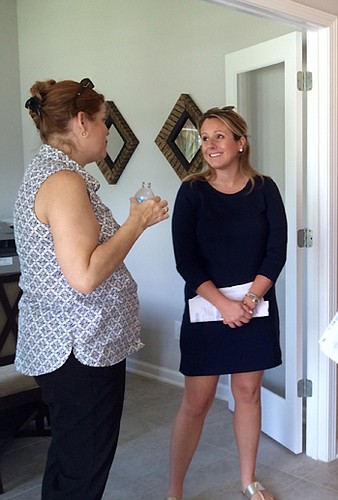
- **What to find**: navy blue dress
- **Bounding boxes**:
[172,176,287,376]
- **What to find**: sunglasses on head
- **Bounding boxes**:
[76,78,94,97]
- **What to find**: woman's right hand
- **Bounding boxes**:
[129,196,169,229]
[218,297,253,328]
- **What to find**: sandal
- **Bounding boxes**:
[242,481,275,499]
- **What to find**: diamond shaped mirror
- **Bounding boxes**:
[155,94,203,180]
[96,101,139,184]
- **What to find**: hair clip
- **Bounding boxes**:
[25,96,43,117]
[221,105,235,111]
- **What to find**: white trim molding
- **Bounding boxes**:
[203,0,336,28]
[306,24,338,461]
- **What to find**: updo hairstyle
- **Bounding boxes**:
[25,79,105,144]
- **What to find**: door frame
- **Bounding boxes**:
[204,0,338,461]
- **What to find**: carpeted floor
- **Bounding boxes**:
[0,373,338,499]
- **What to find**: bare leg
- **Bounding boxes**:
[231,371,275,500]
[167,375,219,499]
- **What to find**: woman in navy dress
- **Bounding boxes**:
[167,107,287,500]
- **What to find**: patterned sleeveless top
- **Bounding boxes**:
[14,144,143,376]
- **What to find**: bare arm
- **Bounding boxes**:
[35,170,169,293]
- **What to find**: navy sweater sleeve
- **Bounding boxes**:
[172,182,212,292]
[257,177,287,282]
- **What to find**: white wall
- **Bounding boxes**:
[14,0,294,380]
[0,0,24,221]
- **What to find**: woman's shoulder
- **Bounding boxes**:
[180,178,208,191]
[253,175,279,192]
[28,144,99,190]
[173,179,208,211]
[28,144,79,174]
[176,178,209,199]
[252,176,285,210]
[41,168,86,189]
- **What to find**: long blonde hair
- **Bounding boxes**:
[186,106,262,188]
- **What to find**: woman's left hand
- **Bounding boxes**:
[241,299,256,315]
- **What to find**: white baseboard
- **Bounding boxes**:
[126,358,231,401]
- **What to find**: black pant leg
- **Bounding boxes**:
[35,354,126,500]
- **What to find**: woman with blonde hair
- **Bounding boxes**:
[167,106,287,500]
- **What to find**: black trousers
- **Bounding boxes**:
[35,353,126,500]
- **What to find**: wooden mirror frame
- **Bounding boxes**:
[96,101,139,184]
[155,94,203,179]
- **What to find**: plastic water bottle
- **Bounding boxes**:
[134,182,154,202]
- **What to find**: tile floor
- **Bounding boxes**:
[0,373,338,499]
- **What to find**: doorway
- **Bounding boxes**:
[204,0,338,461]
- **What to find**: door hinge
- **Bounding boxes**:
[297,228,313,248]
[297,379,313,398]
[297,71,313,91]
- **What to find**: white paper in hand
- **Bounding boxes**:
[188,281,269,323]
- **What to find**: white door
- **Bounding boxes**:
[225,32,304,453]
